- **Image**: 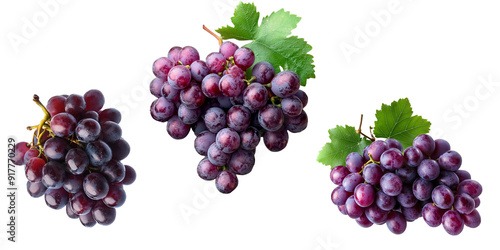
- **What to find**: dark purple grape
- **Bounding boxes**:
[85,140,112,166]
[206,52,226,74]
[454,193,475,214]
[100,121,122,143]
[365,203,389,224]
[79,110,99,121]
[79,212,96,227]
[345,195,364,219]
[23,148,40,164]
[150,97,176,122]
[27,181,47,198]
[42,161,66,189]
[11,141,29,165]
[83,172,109,200]
[413,134,435,156]
[462,209,481,228]
[367,140,387,162]
[342,173,364,192]
[401,204,422,222]
[396,185,418,208]
[99,108,121,124]
[263,128,288,152]
[201,73,222,98]
[380,148,404,171]
[215,128,240,154]
[152,57,175,80]
[228,149,255,175]
[161,82,181,102]
[177,104,201,125]
[258,104,284,131]
[354,183,375,207]
[150,78,165,98]
[100,160,126,183]
[417,159,440,181]
[219,41,238,60]
[270,70,300,98]
[109,138,130,161]
[215,170,238,194]
[331,186,351,205]
[330,165,351,185]
[251,61,275,84]
[380,173,403,196]
[239,127,260,151]
[455,170,471,183]
[345,152,364,173]
[43,137,69,161]
[438,150,462,171]
[403,146,424,167]
[168,46,182,62]
[219,74,245,97]
[233,47,255,69]
[166,115,191,139]
[180,83,206,109]
[92,201,116,225]
[385,138,403,151]
[243,82,269,111]
[25,157,46,182]
[442,210,464,235]
[386,211,407,234]
[51,113,77,137]
[285,110,308,133]
[194,131,216,156]
[227,105,251,132]
[103,184,126,208]
[207,143,230,166]
[197,157,220,180]
[190,60,209,82]
[395,165,418,184]
[436,171,459,190]
[456,179,482,198]
[168,65,192,90]
[363,163,383,185]
[204,107,226,134]
[63,173,84,194]
[65,94,86,117]
[225,65,245,79]
[430,139,450,159]
[44,187,69,210]
[179,46,200,66]
[432,185,454,209]
[121,165,136,185]
[217,95,232,109]
[46,95,66,117]
[281,96,303,117]
[412,178,433,201]
[76,118,101,142]
[356,213,374,228]
[66,202,78,219]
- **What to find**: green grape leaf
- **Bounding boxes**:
[317,125,372,168]
[373,98,431,148]
[216,2,315,86]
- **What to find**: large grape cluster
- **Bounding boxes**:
[11,90,136,227]
[330,134,482,235]
[149,42,308,193]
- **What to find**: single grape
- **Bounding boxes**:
[168,65,192,90]
[207,142,230,166]
[66,202,78,219]
[219,74,245,97]
[227,105,251,132]
[356,213,374,228]
[92,201,116,225]
[401,204,422,222]
[99,108,122,124]
[25,157,46,182]
[44,187,69,210]
[100,121,122,143]
[365,203,389,224]
[380,148,404,171]
[243,82,269,111]
[294,90,308,108]
[194,131,216,156]
[177,104,201,125]
[386,211,407,234]
[83,172,110,200]
[197,157,220,180]
[380,173,403,196]
[228,149,255,175]
[385,138,403,151]
[436,171,459,190]
[363,163,384,185]
[412,178,433,201]
[263,128,288,152]
[46,95,66,117]
[330,165,351,185]
[345,152,364,173]
[454,193,475,215]
[166,115,191,140]
[103,184,126,208]
[225,65,245,79]
[395,165,418,184]
[438,150,462,171]
[63,173,84,194]
[367,140,387,162]
[239,127,260,151]
[342,173,364,192]
[11,141,30,165]
[442,210,464,235]
[43,137,69,161]
[456,179,482,198]
[23,148,41,164]
[413,134,435,156]
[430,139,451,159]
[417,159,440,181]
[100,160,126,183]
[161,82,181,102]
[65,94,86,117]
[201,73,222,98]
[432,185,454,209]
[354,183,375,207]
[79,110,99,121]
[85,140,112,166]
[179,46,200,66]
[285,110,308,133]
[27,181,47,198]
[76,118,101,142]
[42,161,67,189]
[190,60,209,82]
[216,128,240,154]
[180,83,206,109]
[455,169,471,183]
[233,47,255,70]
[396,185,418,208]
[206,52,226,74]
[51,113,77,137]
[168,46,182,62]
[150,78,165,98]
[258,104,284,131]
[219,41,239,60]
[281,96,303,117]
[403,146,424,167]
[204,107,227,134]
[462,209,481,228]
[109,138,130,161]
[251,61,275,84]
[121,165,136,185]
[331,186,351,206]
[152,57,175,80]
[270,70,300,98]
[215,170,238,194]
[345,195,364,219]
[79,212,96,227]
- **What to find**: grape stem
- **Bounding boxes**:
[356,114,375,141]
[203,25,223,46]
[32,94,51,144]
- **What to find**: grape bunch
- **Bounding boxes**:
[10,90,136,227]
[149,42,308,194]
[330,134,482,235]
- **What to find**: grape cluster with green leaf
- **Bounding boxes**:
[149,2,314,194]
[318,98,482,235]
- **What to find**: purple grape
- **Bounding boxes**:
[25,157,46,182]
[109,138,130,161]
[219,74,245,97]
[65,94,86,117]
[66,203,78,219]
[456,179,482,198]
[44,187,69,210]
[180,83,206,109]
[354,183,375,207]
[100,121,122,143]
[413,134,435,156]
[166,115,190,140]
[263,128,288,152]
[386,211,407,234]
[168,65,191,90]
[43,137,69,161]
[121,165,136,185]
[462,209,481,228]
[442,210,464,235]
[345,152,364,173]
[83,172,109,200]
[227,105,251,132]
[190,60,209,82]
[228,149,255,175]
[168,46,182,62]
[194,131,216,156]
[46,95,66,117]
[215,170,238,194]
[432,185,454,209]
[380,173,403,196]
[285,110,308,133]
[430,139,451,159]
[270,70,300,98]
[103,184,126,208]
[455,170,471,183]
[152,57,175,80]
[204,107,226,134]
[85,140,112,167]
[294,90,308,108]
[177,104,201,125]
[79,212,96,227]
[233,47,255,69]
[412,178,433,201]
[365,203,389,224]
[150,78,165,97]
[42,161,67,189]
[206,52,226,74]
[239,127,260,151]
[436,171,459,190]
[201,74,222,98]
[76,118,101,142]
[62,173,84,194]
[11,141,30,165]
[207,143,230,166]
[79,110,99,121]
[345,195,364,219]
[161,82,181,102]
[281,96,303,117]
[356,213,373,228]
[258,104,284,131]
[367,140,387,162]
[380,148,404,171]
[342,173,364,192]
[51,113,77,137]
[23,148,40,164]
[396,185,418,208]
[179,46,199,66]
[215,128,240,154]
[92,201,116,225]
[197,157,220,180]
[27,181,47,198]
[99,108,121,124]
[401,204,422,222]
[243,82,269,111]
[219,41,239,59]
[100,160,126,183]
[438,150,462,171]
[363,163,384,185]
[331,186,351,205]
[395,165,418,184]
[385,138,403,151]
[330,165,351,185]
[454,193,475,215]
[417,159,440,181]
[251,61,275,84]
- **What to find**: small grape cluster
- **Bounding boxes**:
[149,42,308,194]
[330,134,482,235]
[11,90,136,227]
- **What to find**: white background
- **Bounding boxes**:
[1,0,499,249]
